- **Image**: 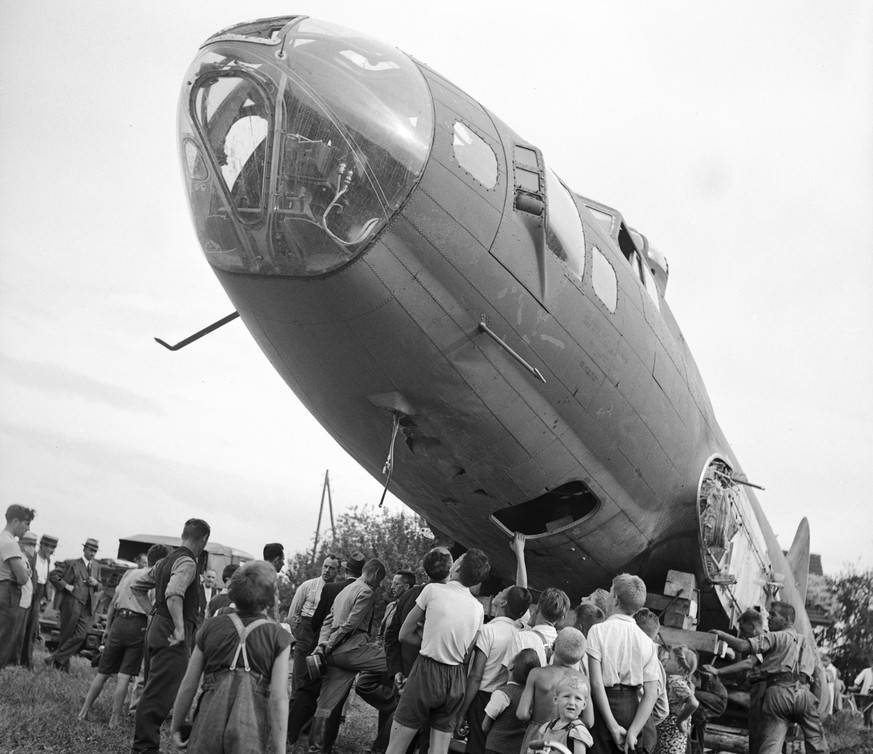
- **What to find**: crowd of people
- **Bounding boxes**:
[3,503,873,754]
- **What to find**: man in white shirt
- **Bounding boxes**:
[853,660,873,727]
[387,548,491,754]
[12,531,37,666]
[0,505,34,669]
[287,554,341,697]
[35,534,57,609]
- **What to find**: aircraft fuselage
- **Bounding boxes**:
[177,16,811,637]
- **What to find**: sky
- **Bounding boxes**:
[1,2,871,576]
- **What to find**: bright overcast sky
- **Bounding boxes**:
[1,2,871,576]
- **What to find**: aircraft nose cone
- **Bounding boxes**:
[178,17,434,277]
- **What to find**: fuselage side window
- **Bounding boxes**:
[452,122,497,188]
[585,205,614,237]
[592,246,617,313]
[626,249,661,311]
[641,258,661,310]
[544,168,585,280]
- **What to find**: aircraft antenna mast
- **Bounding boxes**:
[311,470,335,564]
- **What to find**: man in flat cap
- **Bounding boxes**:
[14,531,39,667]
[36,534,58,612]
[47,537,102,671]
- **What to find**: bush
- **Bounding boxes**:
[823,709,873,752]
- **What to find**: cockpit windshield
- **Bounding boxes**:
[180,17,434,276]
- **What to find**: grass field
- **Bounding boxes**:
[0,646,375,754]
[2,647,871,753]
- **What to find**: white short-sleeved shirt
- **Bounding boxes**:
[485,681,522,719]
[586,613,659,686]
[506,628,548,668]
[19,559,33,608]
[854,667,873,695]
[475,616,521,692]
[417,581,484,665]
[0,530,22,581]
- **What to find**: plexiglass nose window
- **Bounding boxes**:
[193,75,270,221]
[184,18,434,277]
[270,19,433,275]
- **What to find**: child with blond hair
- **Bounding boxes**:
[587,574,660,754]
[527,675,594,754]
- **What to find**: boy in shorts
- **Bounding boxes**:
[385,548,491,754]
[78,544,169,728]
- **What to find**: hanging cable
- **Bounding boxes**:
[378,411,402,508]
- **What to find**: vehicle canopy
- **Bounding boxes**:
[118,534,253,585]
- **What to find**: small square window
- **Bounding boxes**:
[514,145,539,167]
[516,167,541,193]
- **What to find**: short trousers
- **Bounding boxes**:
[98,612,147,676]
[393,654,465,733]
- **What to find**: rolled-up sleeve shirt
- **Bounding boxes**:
[131,555,196,601]
[749,628,816,677]
[114,567,153,614]
[586,613,660,686]
[319,577,375,652]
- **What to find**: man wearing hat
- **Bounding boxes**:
[35,534,58,611]
[14,531,39,667]
[47,537,102,671]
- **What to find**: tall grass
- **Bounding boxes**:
[3,650,871,753]
[0,647,376,754]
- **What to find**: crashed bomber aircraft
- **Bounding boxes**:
[172,16,817,649]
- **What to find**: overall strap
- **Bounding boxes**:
[227,614,270,672]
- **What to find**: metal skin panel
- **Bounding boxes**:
[183,25,815,634]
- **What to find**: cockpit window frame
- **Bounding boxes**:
[189,69,276,228]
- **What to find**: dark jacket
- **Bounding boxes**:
[48,558,100,606]
[386,583,424,677]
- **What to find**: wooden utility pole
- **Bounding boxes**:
[311,470,335,564]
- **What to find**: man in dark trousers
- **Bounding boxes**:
[288,551,366,748]
[15,531,39,667]
[308,558,388,754]
[709,601,826,754]
[46,537,102,671]
[130,518,211,754]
